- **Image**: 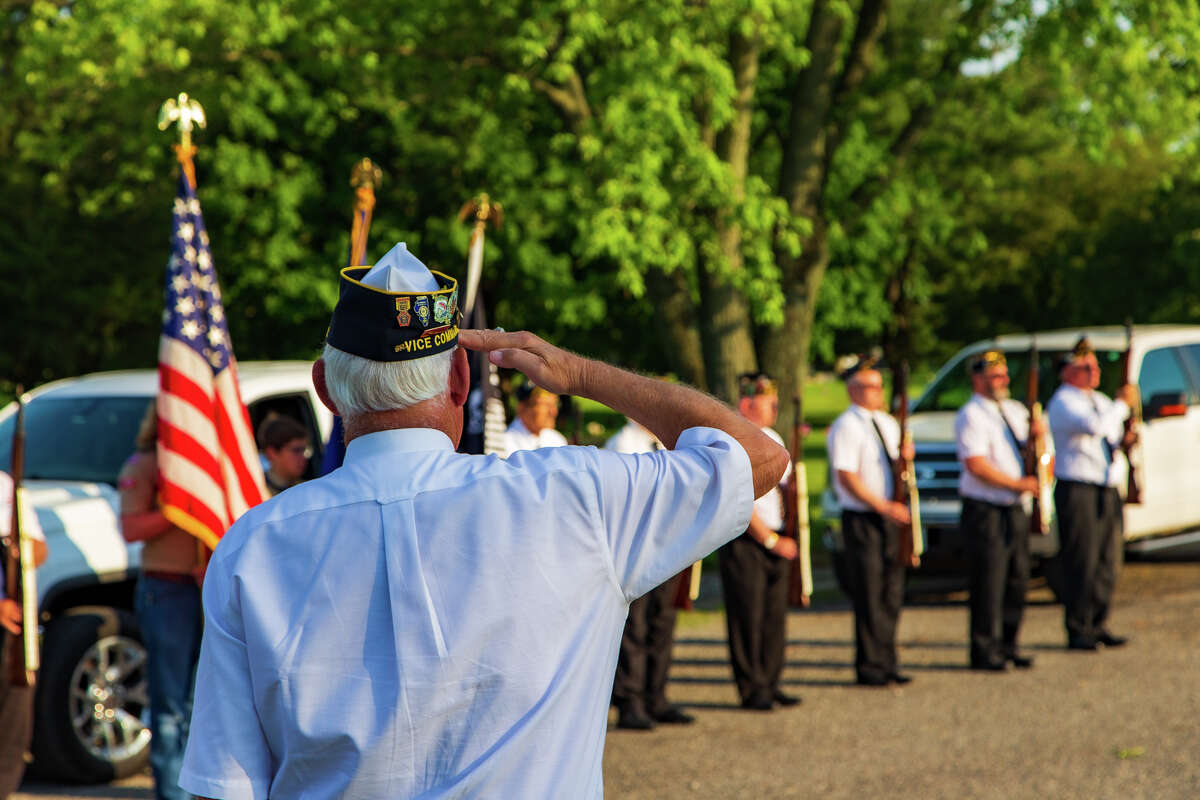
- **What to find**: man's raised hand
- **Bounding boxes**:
[458,329,583,396]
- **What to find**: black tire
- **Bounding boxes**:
[30,606,151,784]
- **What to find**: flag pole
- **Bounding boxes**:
[158,92,206,190]
[457,193,503,327]
[348,158,382,267]
[158,92,210,567]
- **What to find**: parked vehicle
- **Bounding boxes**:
[0,362,332,783]
[823,325,1200,595]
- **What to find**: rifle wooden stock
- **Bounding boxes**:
[785,396,812,607]
[1024,341,1053,534]
[4,388,38,687]
[892,364,923,567]
[1122,322,1144,504]
[672,562,700,610]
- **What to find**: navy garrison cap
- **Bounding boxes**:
[325,243,461,362]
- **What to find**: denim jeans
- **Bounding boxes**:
[135,576,203,800]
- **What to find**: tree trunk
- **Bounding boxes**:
[762,218,830,433]
[646,267,706,388]
[697,28,761,403]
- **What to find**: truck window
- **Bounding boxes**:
[0,396,150,485]
[248,393,324,480]
[1138,347,1196,406]
[914,347,1124,412]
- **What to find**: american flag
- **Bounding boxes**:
[157,171,265,550]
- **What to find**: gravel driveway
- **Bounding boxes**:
[17,562,1199,800]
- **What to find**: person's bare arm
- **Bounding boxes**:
[837,469,910,525]
[458,330,788,498]
[747,510,798,559]
[964,457,1038,494]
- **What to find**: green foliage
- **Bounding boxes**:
[5,0,1200,392]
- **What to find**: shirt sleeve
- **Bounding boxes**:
[590,426,754,601]
[179,562,274,800]
[827,417,861,474]
[956,405,991,461]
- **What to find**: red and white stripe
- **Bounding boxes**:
[157,337,265,550]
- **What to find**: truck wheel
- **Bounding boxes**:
[30,607,152,784]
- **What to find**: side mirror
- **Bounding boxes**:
[1144,391,1188,421]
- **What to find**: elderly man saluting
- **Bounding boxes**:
[178,243,787,800]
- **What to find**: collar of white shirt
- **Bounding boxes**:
[344,428,455,464]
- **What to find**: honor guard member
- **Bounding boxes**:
[1047,336,1135,651]
[178,242,788,799]
[717,373,801,711]
[0,471,47,797]
[955,350,1046,671]
[607,418,695,729]
[827,361,914,686]
[503,381,568,455]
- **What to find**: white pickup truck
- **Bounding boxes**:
[823,325,1200,594]
[0,362,332,783]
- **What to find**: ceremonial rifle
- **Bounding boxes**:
[1024,339,1053,535]
[1121,320,1144,504]
[457,193,508,456]
[785,396,812,607]
[3,387,39,687]
[891,363,923,567]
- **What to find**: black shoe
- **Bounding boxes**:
[651,705,696,725]
[1007,654,1035,669]
[740,695,774,711]
[616,711,656,730]
[773,691,803,707]
[970,659,1008,672]
[856,674,890,687]
[1097,631,1128,648]
[888,672,913,685]
[1067,637,1099,651]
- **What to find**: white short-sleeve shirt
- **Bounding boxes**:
[503,416,569,456]
[1047,384,1128,487]
[604,420,661,455]
[752,426,791,532]
[955,394,1031,506]
[179,426,753,800]
[827,404,898,513]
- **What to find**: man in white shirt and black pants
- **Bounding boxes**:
[1047,336,1135,651]
[607,419,695,729]
[955,350,1044,671]
[827,363,914,687]
[717,373,801,711]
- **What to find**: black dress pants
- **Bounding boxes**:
[1055,480,1122,642]
[962,497,1030,665]
[0,634,34,798]
[842,510,905,683]
[718,533,790,705]
[613,574,683,717]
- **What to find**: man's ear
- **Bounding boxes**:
[449,347,470,408]
[312,359,340,415]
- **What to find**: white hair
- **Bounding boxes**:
[322,344,452,415]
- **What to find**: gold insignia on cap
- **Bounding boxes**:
[1071,336,1094,359]
[739,373,778,397]
[969,349,1007,373]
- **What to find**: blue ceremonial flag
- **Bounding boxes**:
[157,170,266,547]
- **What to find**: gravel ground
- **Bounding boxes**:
[16,562,1199,800]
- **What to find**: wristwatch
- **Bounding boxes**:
[763,532,780,551]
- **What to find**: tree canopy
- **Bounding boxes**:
[3,0,1200,416]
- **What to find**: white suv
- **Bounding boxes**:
[823,325,1200,593]
[0,362,332,783]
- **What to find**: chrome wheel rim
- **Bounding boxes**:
[67,634,152,763]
